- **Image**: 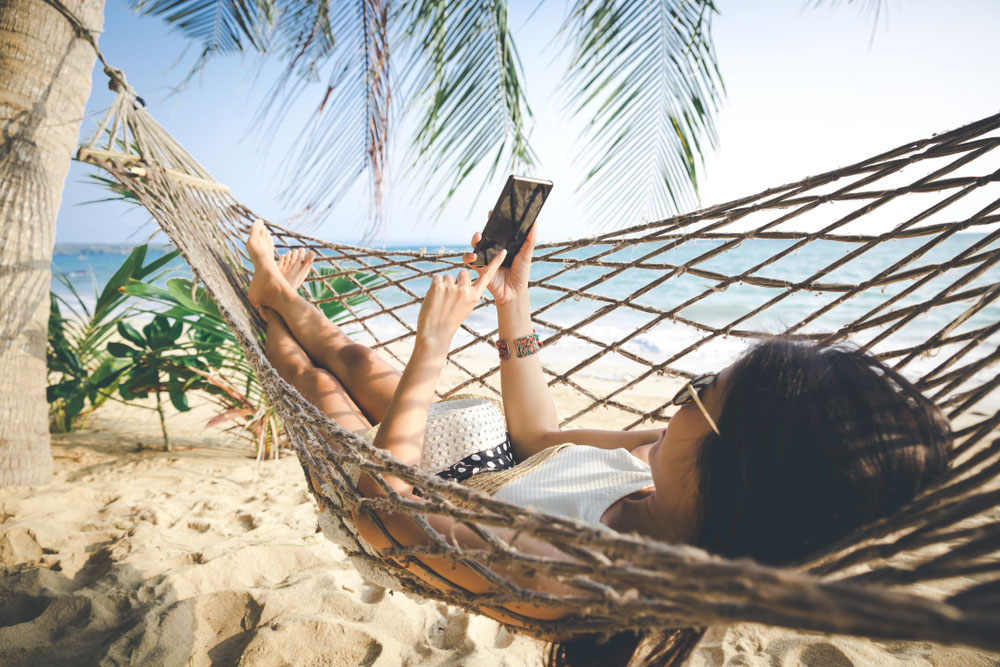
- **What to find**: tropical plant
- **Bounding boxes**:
[306,266,386,320]
[46,245,179,432]
[122,268,382,455]
[107,314,219,451]
[121,277,283,455]
[47,294,123,433]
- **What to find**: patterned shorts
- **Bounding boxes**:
[436,435,516,483]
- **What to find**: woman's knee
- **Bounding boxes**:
[335,342,384,375]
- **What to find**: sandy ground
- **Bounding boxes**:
[2,387,998,666]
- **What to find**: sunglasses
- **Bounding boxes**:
[671,372,721,436]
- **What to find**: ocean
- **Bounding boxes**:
[51,244,190,303]
[52,235,1000,404]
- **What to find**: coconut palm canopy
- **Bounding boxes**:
[134,0,731,234]
[128,0,905,237]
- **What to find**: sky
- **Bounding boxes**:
[54,0,1000,248]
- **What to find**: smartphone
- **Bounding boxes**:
[473,175,553,268]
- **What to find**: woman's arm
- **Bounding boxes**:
[462,224,566,460]
[494,292,562,460]
[366,338,448,494]
[463,224,662,460]
[365,256,505,495]
[538,428,662,452]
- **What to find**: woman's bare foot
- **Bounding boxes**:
[277,248,315,292]
[247,219,290,310]
[257,249,316,320]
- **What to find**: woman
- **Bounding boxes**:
[245,219,951,666]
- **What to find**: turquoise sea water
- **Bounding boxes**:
[53,235,1000,403]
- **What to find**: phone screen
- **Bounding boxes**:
[474,176,553,267]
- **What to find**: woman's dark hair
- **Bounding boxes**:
[547,340,952,666]
[696,339,951,564]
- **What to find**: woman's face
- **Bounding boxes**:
[646,369,730,536]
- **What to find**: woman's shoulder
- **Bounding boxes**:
[629,443,652,465]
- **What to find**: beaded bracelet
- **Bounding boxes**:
[497,330,541,360]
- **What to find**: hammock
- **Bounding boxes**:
[75,72,1000,649]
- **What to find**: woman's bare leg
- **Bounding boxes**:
[264,307,372,435]
[247,220,401,424]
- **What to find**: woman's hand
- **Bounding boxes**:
[462,215,538,306]
[416,250,506,353]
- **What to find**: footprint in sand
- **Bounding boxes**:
[110,591,264,665]
[797,642,854,667]
[0,588,51,627]
[73,546,113,587]
[236,513,257,531]
[186,520,211,533]
[767,640,855,667]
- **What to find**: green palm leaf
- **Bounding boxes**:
[131,0,275,57]
[399,0,535,217]
[561,0,723,228]
[130,0,891,234]
[265,0,391,240]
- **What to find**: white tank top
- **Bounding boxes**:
[492,445,654,528]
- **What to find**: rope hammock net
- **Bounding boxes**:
[76,80,1000,650]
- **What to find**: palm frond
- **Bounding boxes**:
[399,0,535,218]
[363,0,392,234]
[561,0,723,228]
[266,0,392,240]
[250,0,337,145]
[131,0,276,57]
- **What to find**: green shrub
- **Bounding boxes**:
[47,245,178,432]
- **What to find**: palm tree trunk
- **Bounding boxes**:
[0,0,104,486]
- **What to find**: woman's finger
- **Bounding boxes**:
[457,270,471,286]
[522,223,538,257]
[474,249,506,294]
[471,231,482,246]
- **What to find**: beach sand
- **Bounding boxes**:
[2,385,998,666]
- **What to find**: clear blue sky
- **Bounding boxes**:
[55,0,1000,247]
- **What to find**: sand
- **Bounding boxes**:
[2,389,998,666]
